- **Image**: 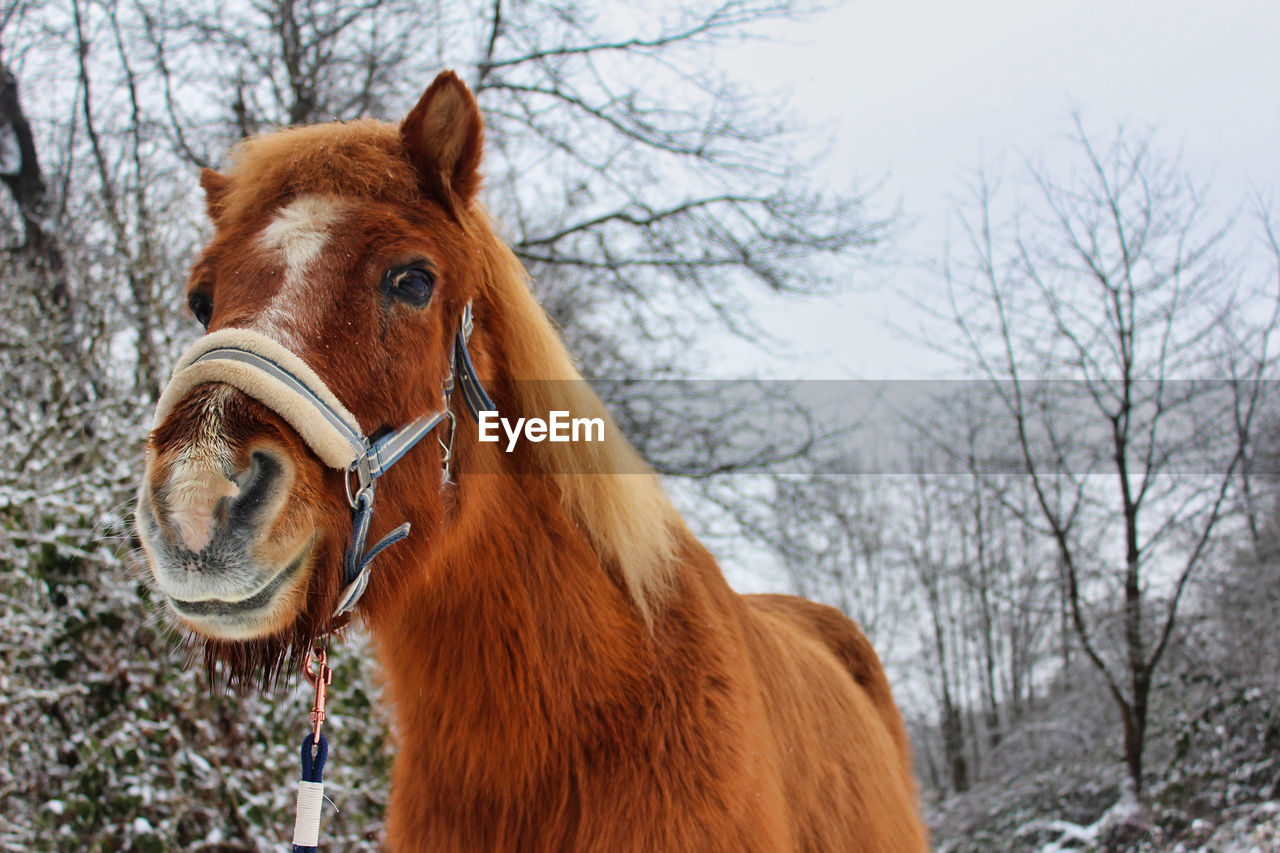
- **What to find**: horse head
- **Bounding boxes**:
[136,72,505,681]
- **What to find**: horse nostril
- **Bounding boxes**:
[226,449,286,529]
[160,462,242,554]
[147,445,293,558]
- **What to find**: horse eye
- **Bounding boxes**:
[188,292,213,329]
[388,267,435,307]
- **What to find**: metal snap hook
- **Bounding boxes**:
[302,647,332,745]
[344,460,372,509]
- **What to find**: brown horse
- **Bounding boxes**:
[135,71,926,852]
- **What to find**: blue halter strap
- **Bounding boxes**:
[332,302,494,616]
[174,302,494,618]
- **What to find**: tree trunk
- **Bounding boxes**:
[0,60,79,366]
[940,691,969,794]
[0,61,68,302]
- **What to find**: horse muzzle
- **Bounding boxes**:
[138,418,316,638]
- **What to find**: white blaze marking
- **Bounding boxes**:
[254,195,343,348]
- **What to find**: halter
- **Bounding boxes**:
[155,303,496,851]
[152,301,495,618]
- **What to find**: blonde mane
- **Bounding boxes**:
[471,223,683,616]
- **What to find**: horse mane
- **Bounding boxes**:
[209,119,682,619]
[468,225,683,618]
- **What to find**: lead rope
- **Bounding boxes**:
[293,648,332,852]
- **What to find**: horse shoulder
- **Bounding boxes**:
[735,593,927,852]
[746,595,909,758]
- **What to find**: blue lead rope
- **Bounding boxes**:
[292,733,328,852]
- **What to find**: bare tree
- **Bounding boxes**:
[934,119,1279,799]
[891,458,1056,794]
[714,466,905,641]
[28,0,890,478]
[899,466,973,794]
[120,0,884,367]
[1,50,78,362]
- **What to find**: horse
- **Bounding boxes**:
[135,70,927,852]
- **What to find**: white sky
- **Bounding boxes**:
[698,0,1280,603]
[712,0,1280,379]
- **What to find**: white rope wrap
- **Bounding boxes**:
[292,780,325,847]
[153,328,364,470]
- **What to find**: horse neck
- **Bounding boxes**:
[364,455,658,782]
[358,251,687,791]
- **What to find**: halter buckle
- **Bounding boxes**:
[439,405,458,485]
[344,456,372,509]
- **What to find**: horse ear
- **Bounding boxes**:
[200,168,231,223]
[400,71,484,213]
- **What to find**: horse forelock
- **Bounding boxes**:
[213,119,419,228]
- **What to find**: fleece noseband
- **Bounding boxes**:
[153,303,495,617]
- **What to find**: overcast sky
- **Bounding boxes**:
[712,0,1280,379]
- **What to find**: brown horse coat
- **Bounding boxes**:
[136,71,927,851]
